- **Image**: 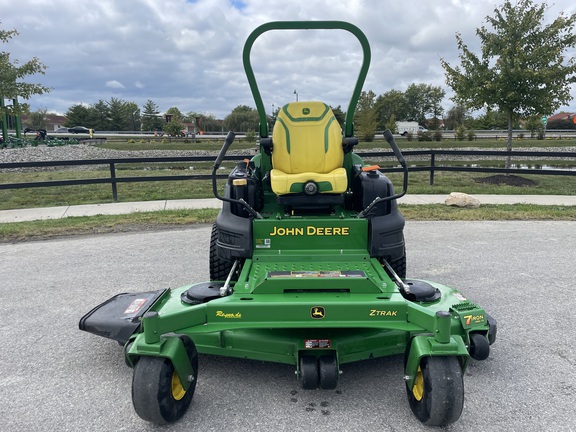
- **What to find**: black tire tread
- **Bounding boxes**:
[209,223,233,281]
[380,253,407,279]
[318,355,338,390]
[299,355,319,390]
[407,356,464,426]
[132,336,198,425]
[469,332,490,361]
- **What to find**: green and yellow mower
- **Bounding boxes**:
[80,21,496,427]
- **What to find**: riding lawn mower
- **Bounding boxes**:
[80,21,496,427]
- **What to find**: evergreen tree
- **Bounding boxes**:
[141,99,163,131]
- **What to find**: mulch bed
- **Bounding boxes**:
[473,174,537,187]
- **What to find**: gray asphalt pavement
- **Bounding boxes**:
[1,221,575,431]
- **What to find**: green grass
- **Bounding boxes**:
[390,137,576,150]
[400,203,576,220]
[0,169,231,210]
[1,168,574,211]
[1,204,574,243]
[0,208,219,242]
[96,138,259,152]
[384,171,576,195]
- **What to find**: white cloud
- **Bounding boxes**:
[105,80,126,89]
[2,0,575,118]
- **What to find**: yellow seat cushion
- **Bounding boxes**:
[270,168,348,195]
[271,102,345,195]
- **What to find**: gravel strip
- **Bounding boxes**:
[0,144,249,172]
[1,143,575,173]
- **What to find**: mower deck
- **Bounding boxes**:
[129,275,485,362]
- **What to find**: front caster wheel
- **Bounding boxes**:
[469,332,490,360]
[299,355,319,390]
[318,355,339,390]
[132,336,198,425]
[407,356,464,426]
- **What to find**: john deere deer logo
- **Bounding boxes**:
[311,306,326,319]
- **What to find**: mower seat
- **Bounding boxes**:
[270,102,347,199]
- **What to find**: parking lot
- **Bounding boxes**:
[1,221,574,431]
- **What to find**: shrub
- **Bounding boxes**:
[245,130,257,142]
[417,131,433,141]
[455,125,466,141]
[434,130,443,142]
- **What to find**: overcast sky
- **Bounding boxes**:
[2,0,576,119]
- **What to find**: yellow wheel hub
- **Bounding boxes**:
[412,366,424,401]
[171,371,186,401]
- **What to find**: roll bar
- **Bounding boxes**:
[242,21,371,139]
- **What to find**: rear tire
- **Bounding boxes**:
[406,356,464,426]
[391,254,407,279]
[381,253,407,279]
[209,223,233,280]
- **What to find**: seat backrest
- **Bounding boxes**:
[272,102,343,174]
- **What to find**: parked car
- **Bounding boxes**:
[68,126,90,134]
[54,127,69,133]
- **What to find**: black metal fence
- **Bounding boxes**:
[1,150,575,202]
[360,149,576,186]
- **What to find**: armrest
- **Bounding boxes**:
[343,137,359,153]
[260,137,273,155]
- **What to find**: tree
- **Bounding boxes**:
[474,109,515,130]
[330,105,346,129]
[89,100,111,130]
[374,90,408,130]
[354,91,378,141]
[125,101,141,131]
[444,105,469,130]
[106,97,129,131]
[187,113,223,133]
[163,119,184,136]
[1,23,50,139]
[101,97,140,131]
[202,115,223,133]
[426,86,446,130]
[441,0,576,167]
[165,106,185,123]
[27,108,48,130]
[385,113,397,134]
[524,115,544,138]
[223,105,259,132]
[64,104,92,128]
[141,99,163,131]
[404,83,445,125]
